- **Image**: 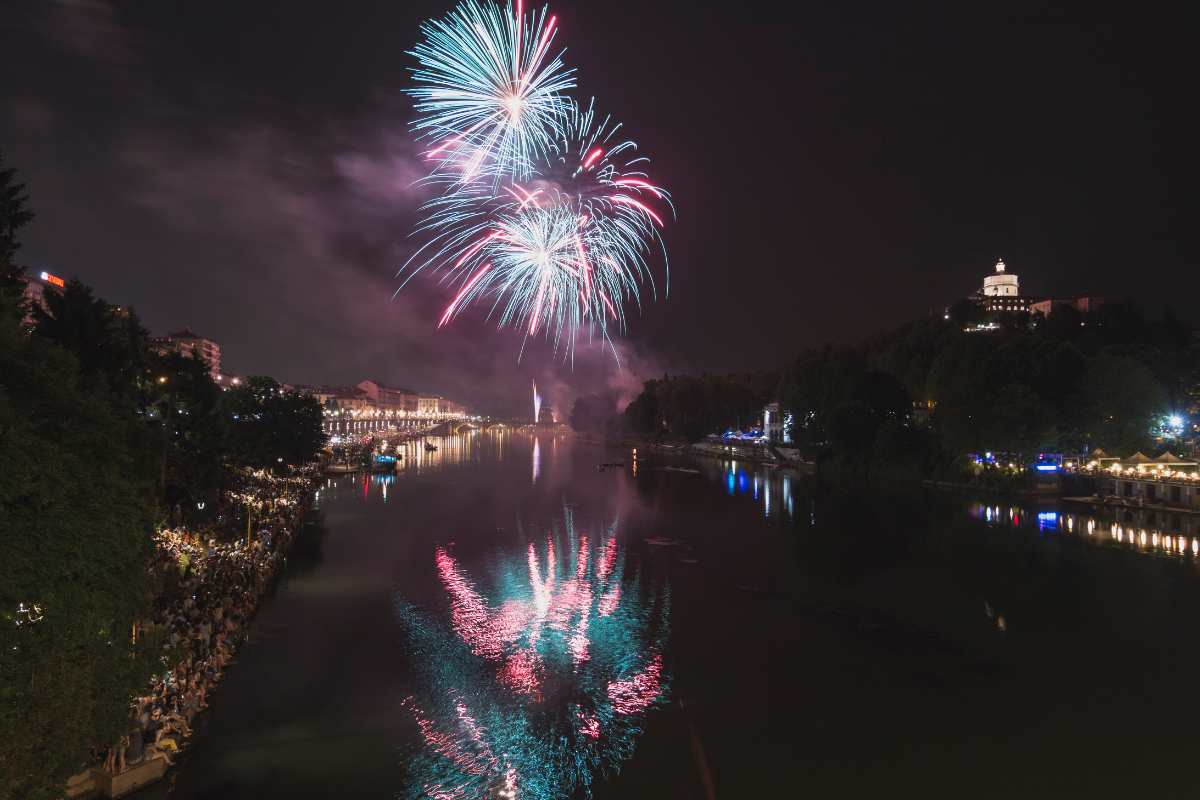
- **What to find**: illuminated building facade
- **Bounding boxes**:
[357,379,419,412]
[18,270,65,325]
[151,328,222,377]
[974,258,1030,313]
[295,382,470,437]
[763,401,793,444]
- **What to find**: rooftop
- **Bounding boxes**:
[158,328,215,342]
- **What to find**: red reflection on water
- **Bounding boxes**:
[577,709,601,739]
[402,514,670,800]
[607,654,663,714]
[405,696,497,778]
[436,530,638,687]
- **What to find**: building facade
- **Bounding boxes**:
[152,329,222,377]
[1029,296,1106,316]
[357,379,419,412]
[295,383,469,438]
[18,270,65,325]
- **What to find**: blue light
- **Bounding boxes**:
[726,471,735,495]
[1035,464,1059,472]
[737,472,749,493]
[1037,511,1058,531]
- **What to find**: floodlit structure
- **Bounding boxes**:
[975,259,1030,313]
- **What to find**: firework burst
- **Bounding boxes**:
[400,2,673,361]
[407,0,575,186]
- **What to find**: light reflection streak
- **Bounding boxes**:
[712,460,797,521]
[395,504,670,799]
[968,503,1200,561]
[532,437,541,484]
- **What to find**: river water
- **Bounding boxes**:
[143,430,1200,799]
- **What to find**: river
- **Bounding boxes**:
[141,429,1200,799]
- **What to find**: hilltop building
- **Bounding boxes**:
[974,259,1030,313]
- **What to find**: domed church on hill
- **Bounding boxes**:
[975,258,1030,313]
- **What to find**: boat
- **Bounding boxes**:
[424,442,438,452]
[323,463,357,475]
[371,454,398,473]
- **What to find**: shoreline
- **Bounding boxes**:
[572,432,815,471]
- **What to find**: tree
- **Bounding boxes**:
[152,350,227,519]
[1079,354,1167,453]
[946,298,982,327]
[0,150,34,317]
[569,391,619,434]
[33,280,151,403]
[623,381,659,436]
[0,276,160,800]
[0,149,34,269]
[222,377,325,470]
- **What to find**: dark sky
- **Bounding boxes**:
[2,0,1196,416]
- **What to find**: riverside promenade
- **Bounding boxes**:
[65,469,317,799]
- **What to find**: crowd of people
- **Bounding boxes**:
[99,471,315,776]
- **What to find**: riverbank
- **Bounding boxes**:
[572,431,815,471]
[66,469,317,799]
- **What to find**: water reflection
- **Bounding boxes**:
[706,459,796,521]
[394,504,670,800]
[532,437,541,484]
[393,430,487,473]
[969,502,1200,560]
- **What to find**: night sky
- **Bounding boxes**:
[2,1,1196,416]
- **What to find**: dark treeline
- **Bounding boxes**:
[607,301,1197,478]
[571,373,779,442]
[0,153,324,800]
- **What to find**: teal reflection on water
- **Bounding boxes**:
[395,503,670,799]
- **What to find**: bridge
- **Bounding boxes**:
[322,412,472,438]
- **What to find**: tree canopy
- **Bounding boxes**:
[0,154,326,800]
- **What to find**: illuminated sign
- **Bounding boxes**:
[38,271,65,288]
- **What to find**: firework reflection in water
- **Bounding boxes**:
[394,503,670,799]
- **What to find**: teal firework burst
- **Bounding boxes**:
[408,0,576,186]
